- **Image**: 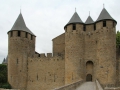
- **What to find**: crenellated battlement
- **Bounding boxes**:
[28,52,64,62]
[34,52,64,58]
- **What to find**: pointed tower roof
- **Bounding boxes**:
[2,55,8,64]
[96,8,116,22]
[64,12,84,28]
[2,58,6,64]
[85,16,94,24]
[8,13,35,36]
[5,55,8,63]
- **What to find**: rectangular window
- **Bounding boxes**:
[31,35,33,40]
[94,24,96,30]
[73,24,76,30]
[83,25,86,31]
[113,21,115,27]
[17,59,18,64]
[11,31,13,37]
[25,32,28,38]
[18,31,21,37]
[103,21,106,27]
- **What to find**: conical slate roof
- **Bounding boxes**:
[85,16,94,24]
[2,58,5,63]
[96,8,116,22]
[64,12,84,28]
[9,13,35,36]
[2,57,7,64]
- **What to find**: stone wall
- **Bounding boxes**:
[27,53,65,90]
[52,33,65,55]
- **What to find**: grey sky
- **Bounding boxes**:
[0,0,119,63]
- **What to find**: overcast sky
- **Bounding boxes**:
[0,0,120,63]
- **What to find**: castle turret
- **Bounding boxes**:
[85,15,94,24]
[64,11,85,84]
[8,12,36,89]
[95,8,117,86]
[85,15,94,32]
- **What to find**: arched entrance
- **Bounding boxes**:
[86,61,93,69]
[86,61,94,81]
[86,74,92,81]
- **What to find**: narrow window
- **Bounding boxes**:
[37,74,38,80]
[94,24,96,30]
[25,32,28,38]
[18,31,21,37]
[83,25,86,31]
[73,24,76,30]
[66,27,67,32]
[54,74,56,82]
[11,31,13,37]
[113,21,115,28]
[31,35,33,40]
[103,20,106,27]
[17,59,18,64]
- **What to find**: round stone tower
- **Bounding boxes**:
[95,8,117,86]
[8,13,36,89]
[64,11,85,84]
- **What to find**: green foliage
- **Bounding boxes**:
[0,64,7,83]
[0,83,11,89]
[0,64,11,89]
[116,31,120,48]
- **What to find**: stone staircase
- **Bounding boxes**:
[76,82,96,90]
[54,80,103,90]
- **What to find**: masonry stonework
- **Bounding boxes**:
[7,8,119,90]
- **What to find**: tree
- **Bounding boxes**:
[0,64,7,84]
[0,64,11,89]
[116,31,120,48]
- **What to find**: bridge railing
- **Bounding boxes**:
[54,80,84,90]
[104,84,120,90]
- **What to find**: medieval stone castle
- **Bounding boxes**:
[7,7,119,90]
